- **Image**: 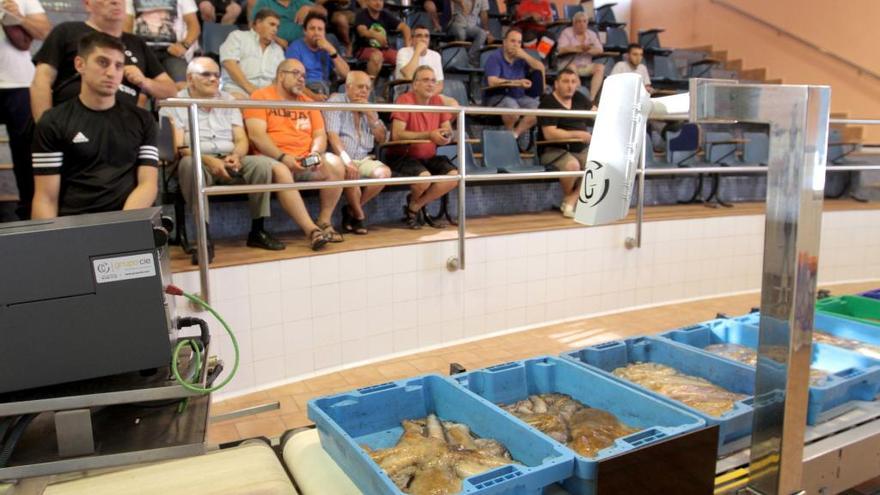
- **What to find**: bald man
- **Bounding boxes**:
[244,58,346,247]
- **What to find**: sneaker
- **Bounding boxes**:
[560,203,576,218]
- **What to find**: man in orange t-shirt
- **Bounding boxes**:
[244,59,346,244]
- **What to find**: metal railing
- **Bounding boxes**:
[158,98,880,304]
[710,0,880,81]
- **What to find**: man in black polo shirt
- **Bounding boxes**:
[31,32,159,219]
[538,67,592,218]
[29,0,177,121]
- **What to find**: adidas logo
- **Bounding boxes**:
[72,132,89,144]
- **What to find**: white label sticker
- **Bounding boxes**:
[93,253,156,284]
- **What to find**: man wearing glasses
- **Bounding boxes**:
[393,24,455,106]
[160,57,300,262]
[244,58,346,249]
[390,65,459,229]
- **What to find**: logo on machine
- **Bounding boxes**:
[579,160,610,207]
[92,253,156,284]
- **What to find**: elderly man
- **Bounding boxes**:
[285,12,349,99]
[390,65,459,229]
[161,57,319,262]
[556,11,604,102]
[220,8,285,98]
[325,71,391,234]
[482,27,544,140]
[244,58,346,246]
[610,43,655,95]
[537,67,592,218]
[32,32,158,219]
[30,0,177,121]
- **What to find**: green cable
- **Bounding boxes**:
[171,291,240,394]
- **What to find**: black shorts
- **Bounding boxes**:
[390,155,457,177]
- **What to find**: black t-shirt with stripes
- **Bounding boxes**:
[32,97,158,216]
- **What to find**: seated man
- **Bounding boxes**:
[354,0,410,79]
[556,11,604,102]
[610,43,655,95]
[315,0,362,55]
[219,8,285,98]
[513,0,552,44]
[285,12,349,99]
[482,28,544,140]
[390,65,459,229]
[325,71,392,234]
[124,0,201,84]
[198,0,242,24]
[31,32,158,219]
[537,68,592,218]
[394,25,456,106]
[448,0,492,65]
[244,59,346,246]
[249,0,326,48]
[161,57,313,263]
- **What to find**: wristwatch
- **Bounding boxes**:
[329,51,339,59]
[181,40,192,49]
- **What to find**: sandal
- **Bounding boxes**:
[318,222,344,242]
[309,228,328,251]
[343,206,368,235]
[421,208,447,229]
[403,204,422,230]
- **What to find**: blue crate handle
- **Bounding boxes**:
[356,382,396,395]
[834,367,864,379]
[486,362,519,372]
[621,428,667,448]
[464,464,527,492]
[593,340,623,350]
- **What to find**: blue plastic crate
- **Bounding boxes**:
[451,356,709,495]
[862,289,880,300]
[736,312,880,348]
[661,317,880,424]
[561,336,755,455]
[308,374,574,495]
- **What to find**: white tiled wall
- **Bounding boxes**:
[171,209,880,399]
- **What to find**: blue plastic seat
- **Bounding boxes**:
[481,129,543,173]
[201,22,239,59]
[437,142,497,175]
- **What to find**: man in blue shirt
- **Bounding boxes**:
[248,0,325,48]
[285,13,349,99]
[482,27,545,139]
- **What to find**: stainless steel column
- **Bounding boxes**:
[625,134,647,249]
[456,108,467,270]
[187,103,211,304]
[690,79,830,494]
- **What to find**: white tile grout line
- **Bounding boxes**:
[213,277,880,402]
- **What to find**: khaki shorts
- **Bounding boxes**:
[353,157,388,178]
[540,147,588,171]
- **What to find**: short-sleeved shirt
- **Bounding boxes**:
[610,61,652,86]
[390,92,451,160]
[285,39,330,83]
[394,47,443,81]
[126,0,199,58]
[482,49,529,101]
[32,98,158,216]
[515,0,552,23]
[250,0,313,43]
[159,88,242,155]
[556,27,602,70]
[449,0,488,27]
[537,91,591,153]
[244,85,323,157]
[0,0,45,88]
[354,9,401,53]
[324,92,380,160]
[33,22,166,106]
[219,30,285,92]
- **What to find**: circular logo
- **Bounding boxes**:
[96,262,111,274]
[579,160,610,208]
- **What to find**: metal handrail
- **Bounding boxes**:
[157,97,880,304]
[710,0,880,81]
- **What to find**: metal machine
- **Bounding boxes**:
[0,208,177,394]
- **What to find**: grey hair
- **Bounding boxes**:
[345,70,372,87]
[412,64,435,81]
[572,11,588,21]
[186,57,218,74]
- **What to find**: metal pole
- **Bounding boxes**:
[625,131,647,249]
[690,79,830,494]
[187,103,210,305]
[454,108,467,271]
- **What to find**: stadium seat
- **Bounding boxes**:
[595,3,624,29]
[437,142,497,174]
[603,26,629,53]
[201,22,238,59]
[481,129,543,173]
[638,28,672,56]
[650,55,687,90]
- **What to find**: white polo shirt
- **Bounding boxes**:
[0,0,45,88]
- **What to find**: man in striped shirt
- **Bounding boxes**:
[31,32,158,219]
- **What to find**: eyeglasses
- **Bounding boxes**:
[195,71,221,79]
[280,69,306,79]
[415,78,437,83]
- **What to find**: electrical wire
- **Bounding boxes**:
[165,286,239,394]
[0,414,37,468]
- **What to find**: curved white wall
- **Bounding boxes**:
[170,209,880,400]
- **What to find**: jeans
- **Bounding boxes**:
[0,88,34,220]
[448,22,487,64]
